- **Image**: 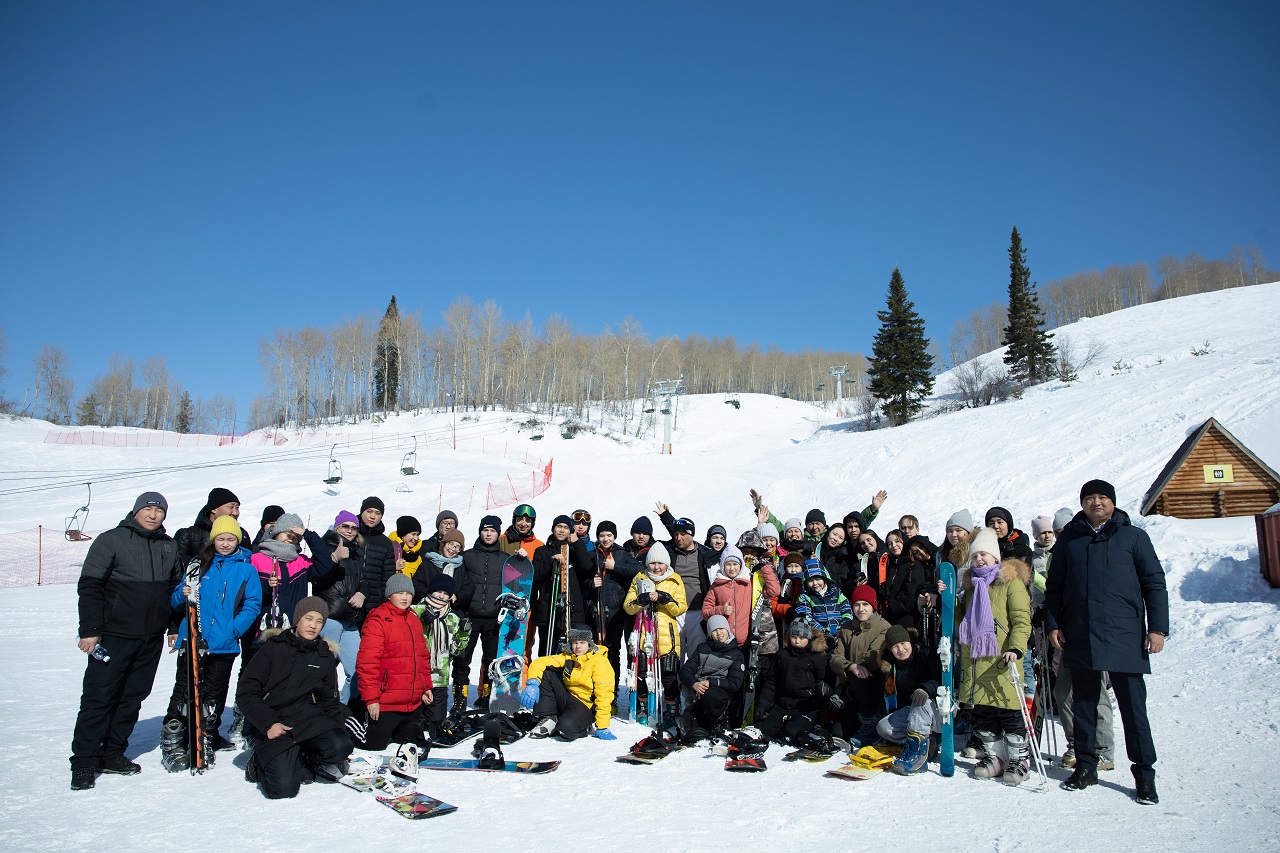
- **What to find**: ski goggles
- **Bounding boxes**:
[572,510,592,524]
[513,504,537,520]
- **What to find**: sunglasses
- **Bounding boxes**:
[337,523,358,531]
[513,504,536,519]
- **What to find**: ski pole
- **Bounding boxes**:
[1008,661,1048,791]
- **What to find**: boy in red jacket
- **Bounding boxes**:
[355,573,433,751]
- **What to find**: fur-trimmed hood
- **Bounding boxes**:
[260,626,341,656]
[960,556,1032,591]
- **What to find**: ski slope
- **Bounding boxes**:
[2,282,1279,851]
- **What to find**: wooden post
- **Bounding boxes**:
[38,525,43,586]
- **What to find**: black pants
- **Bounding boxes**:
[601,616,626,693]
[968,703,1026,738]
[533,669,596,740]
[841,672,885,721]
[684,685,733,730]
[757,706,820,744]
[259,727,353,800]
[362,707,427,752]
[69,634,165,770]
[453,618,498,691]
[165,651,237,735]
[422,686,449,738]
[1072,668,1156,780]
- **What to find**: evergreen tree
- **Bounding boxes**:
[867,267,934,426]
[175,391,193,433]
[375,296,401,412]
[1002,226,1056,383]
[76,392,102,426]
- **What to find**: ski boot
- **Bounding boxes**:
[890,730,930,775]
[228,705,247,748]
[159,716,189,773]
[1001,732,1030,786]
[972,730,1004,779]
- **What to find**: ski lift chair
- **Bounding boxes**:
[400,436,419,476]
[65,483,92,542]
[323,445,344,485]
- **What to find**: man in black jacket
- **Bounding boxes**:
[355,496,398,610]
[174,487,251,565]
[1047,479,1169,805]
[452,515,506,712]
[70,492,181,790]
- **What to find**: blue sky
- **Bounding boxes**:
[2,1,1277,414]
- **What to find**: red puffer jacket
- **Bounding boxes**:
[356,601,433,712]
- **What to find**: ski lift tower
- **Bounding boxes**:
[830,364,848,417]
[652,377,686,455]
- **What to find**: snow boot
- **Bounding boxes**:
[530,716,558,738]
[70,766,96,791]
[890,730,930,775]
[101,754,141,776]
[1135,777,1159,805]
[1001,732,1030,786]
[450,683,468,714]
[1061,764,1099,791]
[160,717,189,773]
[473,682,491,711]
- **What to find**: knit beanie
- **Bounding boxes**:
[706,524,727,541]
[984,506,1014,532]
[756,523,780,541]
[1052,508,1074,533]
[805,508,827,526]
[260,505,285,528]
[426,572,455,597]
[552,514,573,530]
[850,585,878,611]
[442,529,466,549]
[1080,479,1117,504]
[202,487,240,516]
[479,515,502,533]
[706,615,732,638]
[969,527,1001,564]
[293,595,329,626]
[360,496,385,515]
[945,509,975,532]
[1031,515,1054,537]
[596,520,618,537]
[788,619,814,640]
[334,510,359,529]
[268,513,305,539]
[210,514,243,544]
[783,551,807,568]
[783,517,803,535]
[630,516,654,536]
[803,561,827,583]
[670,517,696,536]
[385,572,415,598]
[132,491,168,515]
[396,515,423,538]
[883,624,911,650]
[646,542,671,567]
[435,510,459,529]
[719,545,744,572]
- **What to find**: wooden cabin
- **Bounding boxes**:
[1141,417,1280,518]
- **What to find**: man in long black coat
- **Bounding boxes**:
[1047,478,1169,805]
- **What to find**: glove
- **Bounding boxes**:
[911,688,930,707]
[458,617,473,634]
[520,680,541,710]
[593,728,617,741]
[655,590,674,605]
[829,692,845,710]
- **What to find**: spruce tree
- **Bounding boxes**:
[174,391,193,433]
[867,267,935,426]
[374,296,401,412]
[76,392,101,426]
[1002,226,1056,383]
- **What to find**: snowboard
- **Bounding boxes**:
[783,748,838,763]
[937,559,957,777]
[616,733,683,764]
[377,792,459,820]
[739,582,773,726]
[419,757,560,774]
[487,554,536,715]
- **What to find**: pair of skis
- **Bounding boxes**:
[628,606,659,727]
[183,558,215,773]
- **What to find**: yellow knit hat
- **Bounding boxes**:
[210,514,243,544]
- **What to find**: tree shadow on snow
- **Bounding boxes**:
[1179,552,1279,605]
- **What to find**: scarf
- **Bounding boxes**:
[258,538,299,564]
[425,551,463,576]
[421,602,451,672]
[958,562,1001,658]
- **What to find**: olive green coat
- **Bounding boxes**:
[956,558,1031,710]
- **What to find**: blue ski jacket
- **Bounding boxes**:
[171,547,262,655]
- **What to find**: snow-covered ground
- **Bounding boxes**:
[3,283,1279,851]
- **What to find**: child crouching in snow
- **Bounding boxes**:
[875,624,941,775]
[957,527,1033,785]
[675,614,745,743]
[755,620,835,747]
[520,627,616,741]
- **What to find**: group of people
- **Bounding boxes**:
[70,478,1169,805]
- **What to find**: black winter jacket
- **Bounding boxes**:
[77,515,181,640]
[882,556,930,630]
[756,643,829,716]
[880,642,941,704]
[577,539,643,626]
[235,627,349,767]
[456,540,514,621]
[532,535,587,630]
[356,521,399,610]
[174,513,252,566]
[312,531,368,624]
[679,635,745,694]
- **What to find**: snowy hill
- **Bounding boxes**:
[2,282,1279,851]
